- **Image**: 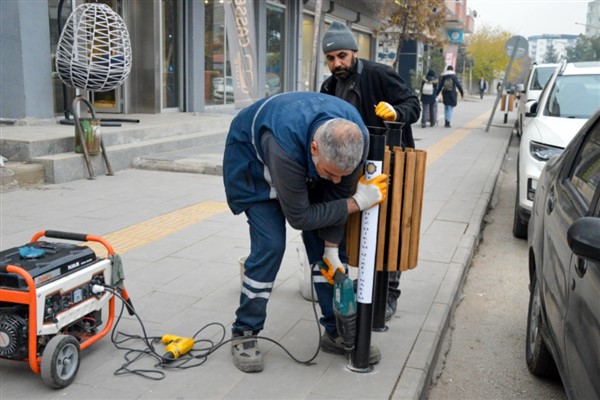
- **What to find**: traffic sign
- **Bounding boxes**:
[505,36,528,59]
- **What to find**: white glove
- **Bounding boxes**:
[352,174,389,211]
[321,247,344,285]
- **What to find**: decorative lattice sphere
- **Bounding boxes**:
[55,3,132,92]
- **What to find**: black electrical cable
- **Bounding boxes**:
[102,276,325,380]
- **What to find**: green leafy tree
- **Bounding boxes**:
[376,0,447,71]
[566,34,600,61]
[543,41,559,63]
[427,47,445,76]
[466,25,521,87]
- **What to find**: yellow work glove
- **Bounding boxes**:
[352,174,389,211]
[375,101,397,121]
[321,247,345,285]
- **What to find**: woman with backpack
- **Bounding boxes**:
[420,69,438,127]
[436,65,464,128]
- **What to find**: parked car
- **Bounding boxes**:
[212,77,234,102]
[513,61,600,238]
[526,107,600,400]
[213,74,281,103]
[515,63,559,137]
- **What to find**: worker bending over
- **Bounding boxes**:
[222,92,388,372]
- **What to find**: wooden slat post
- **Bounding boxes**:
[408,151,427,270]
[399,150,417,271]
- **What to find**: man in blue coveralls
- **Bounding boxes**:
[223,92,388,372]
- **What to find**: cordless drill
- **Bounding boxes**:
[161,334,194,362]
[319,262,357,352]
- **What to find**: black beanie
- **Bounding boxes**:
[322,21,358,53]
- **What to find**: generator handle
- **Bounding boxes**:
[31,230,115,256]
[41,230,87,242]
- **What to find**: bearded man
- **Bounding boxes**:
[320,21,420,321]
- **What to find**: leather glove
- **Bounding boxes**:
[375,101,397,121]
[352,174,389,211]
[321,247,345,285]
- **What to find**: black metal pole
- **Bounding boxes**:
[349,133,386,372]
[371,121,404,331]
[372,266,389,331]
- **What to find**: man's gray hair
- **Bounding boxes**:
[314,118,364,172]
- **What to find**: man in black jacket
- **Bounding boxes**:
[320,21,421,322]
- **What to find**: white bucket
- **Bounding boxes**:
[296,245,317,301]
[237,256,247,286]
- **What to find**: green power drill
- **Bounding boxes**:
[320,261,357,352]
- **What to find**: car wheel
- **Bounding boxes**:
[513,182,528,239]
[526,275,557,377]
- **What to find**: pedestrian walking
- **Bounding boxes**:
[320,21,421,321]
[436,65,464,128]
[478,77,487,99]
[420,69,438,127]
[222,91,388,373]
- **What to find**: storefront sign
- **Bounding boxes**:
[224,0,258,108]
[448,30,463,43]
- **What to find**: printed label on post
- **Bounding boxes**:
[356,160,382,304]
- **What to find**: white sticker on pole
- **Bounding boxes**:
[356,160,382,304]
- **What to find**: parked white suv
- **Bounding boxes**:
[513,61,600,238]
[516,63,559,136]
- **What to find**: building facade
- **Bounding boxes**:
[527,34,578,63]
[586,0,600,37]
[0,0,381,120]
[376,0,474,89]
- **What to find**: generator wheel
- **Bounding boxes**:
[41,335,80,388]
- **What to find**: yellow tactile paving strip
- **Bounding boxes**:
[425,111,490,166]
[85,111,490,256]
[85,201,230,256]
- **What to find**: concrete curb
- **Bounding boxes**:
[396,128,513,400]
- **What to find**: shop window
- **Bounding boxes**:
[204,1,231,106]
[162,0,179,109]
[266,3,284,97]
[301,14,315,92]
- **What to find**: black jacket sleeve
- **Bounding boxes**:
[378,66,421,125]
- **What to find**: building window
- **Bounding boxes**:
[301,14,315,91]
[204,1,231,106]
[162,0,179,109]
[162,0,179,108]
[266,3,284,97]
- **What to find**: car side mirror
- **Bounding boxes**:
[567,217,600,263]
[525,101,538,117]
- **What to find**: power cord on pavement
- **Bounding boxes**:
[100,279,324,380]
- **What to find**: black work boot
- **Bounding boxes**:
[385,295,398,321]
[444,120,451,128]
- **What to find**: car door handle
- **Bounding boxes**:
[547,197,554,214]
[547,187,555,214]
[575,258,587,278]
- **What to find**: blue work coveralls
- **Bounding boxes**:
[222,92,368,336]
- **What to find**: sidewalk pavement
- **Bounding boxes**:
[0,96,515,400]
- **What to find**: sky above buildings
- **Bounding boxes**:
[467,0,590,38]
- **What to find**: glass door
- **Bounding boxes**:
[162,0,180,110]
[87,0,123,113]
[204,0,232,106]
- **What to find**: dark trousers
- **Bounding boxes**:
[421,101,437,127]
[233,200,287,335]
